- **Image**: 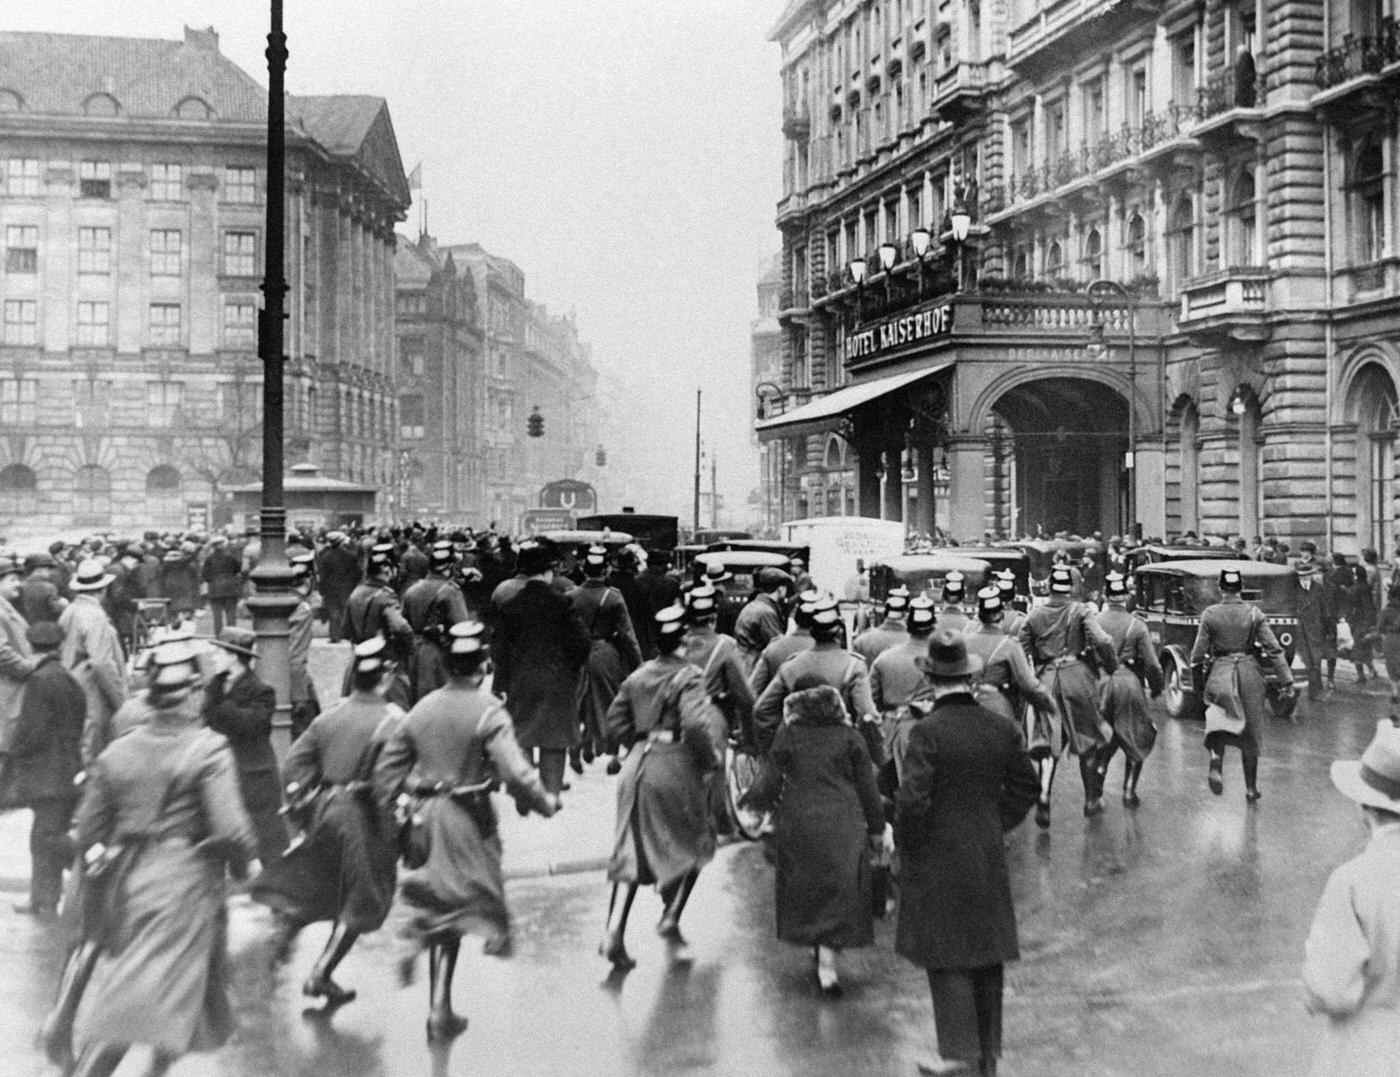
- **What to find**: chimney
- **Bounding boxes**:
[184,25,220,53]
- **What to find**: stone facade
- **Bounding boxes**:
[764,0,1400,555]
[0,28,408,538]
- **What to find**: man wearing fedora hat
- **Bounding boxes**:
[1294,560,1337,701]
[896,628,1038,1077]
[202,627,286,863]
[1302,720,1400,1074]
[59,561,128,763]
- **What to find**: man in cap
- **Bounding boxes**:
[202,626,286,862]
[58,560,129,763]
[853,586,911,667]
[993,570,1027,638]
[634,550,680,660]
[1018,564,1117,826]
[734,567,795,677]
[0,620,84,917]
[895,628,1038,1077]
[570,545,642,772]
[963,585,1056,735]
[492,540,593,795]
[871,596,937,783]
[1303,720,1400,1072]
[1189,566,1293,803]
[788,556,814,597]
[19,551,64,626]
[0,557,37,742]
[747,589,820,700]
[316,531,362,644]
[402,541,471,704]
[1094,573,1164,807]
[200,534,245,636]
[288,553,321,740]
[697,562,742,638]
[1293,560,1336,701]
[937,572,970,635]
[104,544,147,653]
[344,543,412,707]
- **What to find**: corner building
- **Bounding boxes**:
[0,28,408,535]
[763,0,1397,556]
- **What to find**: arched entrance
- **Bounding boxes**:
[1345,362,1398,558]
[992,377,1129,537]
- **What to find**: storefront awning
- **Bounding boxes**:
[755,362,952,441]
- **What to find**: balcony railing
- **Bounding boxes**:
[930,60,990,119]
[1198,66,1265,119]
[1315,21,1400,89]
[981,296,1133,331]
[1178,266,1271,340]
[782,105,812,140]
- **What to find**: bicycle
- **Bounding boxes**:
[723,735,767,842]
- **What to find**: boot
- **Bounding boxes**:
[1123,760,1143,807]
[1243,755,1261,803]
[657,870,699,961]
[1034,758,1056,829]
[1079,756,1103,816]
[303,922,359,1006]
[599,883,638,969]
[425,940,468,1042]
[1095,742,1118,803]
[815,945,841,996]
[70,1045,127,1077]
[1207,750,1224,795]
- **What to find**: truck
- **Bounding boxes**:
[778,516,907,597]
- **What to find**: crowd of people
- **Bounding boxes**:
[0,520,1393,1076]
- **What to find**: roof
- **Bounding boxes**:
[394,240,437,286]
[288,95,410,207]
[0,29,265,120]
[1135,559,1296,578]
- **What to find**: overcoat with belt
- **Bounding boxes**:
[201,667,286,861]
[492,579,592,751]
[894,691,1039,970]
[59,594,129,762]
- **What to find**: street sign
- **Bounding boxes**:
[539,479,597,514]
[520,508,575,534]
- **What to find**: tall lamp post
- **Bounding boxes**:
[1086,278,1138,538]
[248,0,299,757]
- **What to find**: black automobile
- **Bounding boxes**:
[1124,543,1241,573]
[867,553,994,604]
[1133,559,1300,721]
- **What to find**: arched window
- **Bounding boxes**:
[73,464,111,524]
[82,93,119,117]
[1082,228,1103,279]
[0,463,36,518]
[145,465,181,496]
[0,89,22,112]
[1126,212,1147,276]
[1228,170,1258,267]
[1172,193,1197,284]
[1347,363,1398,560]
[174,96,213,120]
[1045,240,1064,279]
[1012,246,1029,279]
[1353,139,1386,265]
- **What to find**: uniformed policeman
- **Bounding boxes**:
[343,543,412,708]
[964,585,1055,729]
[852,586,911,666]
[1095,573,1164,806]
[401,540,470,703]
[871,596,936,784]
[746,590,820,701]
[1188,566,1294,803]
[994,568,1027,638]
[937,571,969,634]
[1018,565,1117,825]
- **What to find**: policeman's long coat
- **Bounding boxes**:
[492,580,592,750]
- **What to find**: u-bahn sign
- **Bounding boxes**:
[540,479,597,513]
[842,301,954,364]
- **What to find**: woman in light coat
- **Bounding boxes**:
[1304,719,1400,1076]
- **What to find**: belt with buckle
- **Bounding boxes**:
[647,729,679,744]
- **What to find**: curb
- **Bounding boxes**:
[504,855,609,881]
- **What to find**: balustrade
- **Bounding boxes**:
[1315,21,1399,88]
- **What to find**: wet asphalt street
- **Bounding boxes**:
[0,640,1389,1077]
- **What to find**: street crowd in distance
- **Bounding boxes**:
[0,521,1396,1076]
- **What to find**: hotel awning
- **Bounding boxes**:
[755,362,952,441]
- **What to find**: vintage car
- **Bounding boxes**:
[704,538,812,567]
[692,550,794,600]
[1133,559,1300,721]
[867,553,994,604]
[946,546,1033,596]
[1124,543,1241,573]
[1008,539,1097,587]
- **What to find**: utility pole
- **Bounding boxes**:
[710,450,718,529]
[693,389,702,535]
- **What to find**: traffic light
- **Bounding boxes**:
[527,406,544,438]
[595,446,607,467]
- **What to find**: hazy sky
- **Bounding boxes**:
[8,1,783,520]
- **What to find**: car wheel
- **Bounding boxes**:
[1163,656,1187,720]
[724,743,766,842]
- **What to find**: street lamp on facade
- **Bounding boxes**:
[910,226,932,298]
[877,241,899,304]
[946,194,972,291]
[1086,278,1138,538]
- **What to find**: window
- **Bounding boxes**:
[1172,193,1197,282]
[401,349,425,377]
[1045,240,1064,278]
[223,300,257,347]
[150,163,183,201]
[76,301,109,347]
[1126,65,1148,127]
[0,463,36,516]
[73,465,111,523]
[149,303,182,345]
[1012,246,1029,279]
[5,158,39,197]
[3,300,36,345]
[5,226,36,273]
[1083,228,1103,279]
[223,231,256,276]
[78,227,110,274]
[224,166,256,203]
[1228,171,1258,266]
[79,161,111,199]
[401,395,426,440]
[1011,118,1032,173]
[220,382,261,427]
[1044,99,1066,160]
[1353,140,1386,264]
[73,379,111,428]
[0,379,36,424]
[149,229,182,276]
[145,466,181,500]
[1126,212,1147,275]
[1082,76,1105,143]
[1172,30,1198,105]
[146,382,183,427]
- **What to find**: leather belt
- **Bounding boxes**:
[647,729,679,744]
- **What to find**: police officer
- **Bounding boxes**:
[1095,573,1164,806]
[1018,565,1117,825]
[734,568,794,676]
[401,540,470,703]
[964,585,1055,730]
[852,586,911,667]
[871,596,936,783]
[747,590,819,701]
[1189,566,1294,803]
[994,569,1027,639]
[937,571,970,634]
[343,543,412,708]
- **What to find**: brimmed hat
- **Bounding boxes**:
[702,562,733,584]
[327,530,348,546]
[655,604,687,644]
[942,570,966,601]
[352,636,389,674]
[1104,572,1130,599]
[916,627,985,678]
[516,540,560,576]
[976,585,1003,621]
[1331,720,1400,813]
[213,626,258,660]
[755,567,794,592]
[885,586,911,612]
[0,555,22,579]
[685,584,719,619]
[70,559,116,592]
[447,621,486,656]
[290,552,315,580]
[1049,566,1075,594]
[808,595,841,636]
[1294,561,1319,577]
[430,540,455,568]
[367,542,397,570]
[584,545,608,569]
[121,543,146,560]
[23,551,55,571]
[908,596,936,630]
[26,621,63,648]
[209,534,229,548]
[147,633,202,688]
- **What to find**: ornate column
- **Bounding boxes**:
[915,442,935,535]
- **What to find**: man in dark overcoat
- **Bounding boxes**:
[200,534,245,635]
[343,544,412,708]
[734,567,794,676]
[492,540,592,795]
[316,531,363,644]
[1294,562,1336,701]
[0,621,83,916]
[895,628,1038,1077]
[402,541,470,703]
